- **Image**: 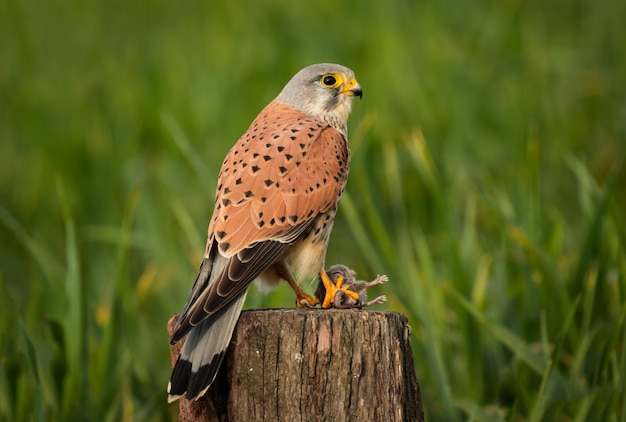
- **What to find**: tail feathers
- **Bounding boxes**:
[168,291,247,402]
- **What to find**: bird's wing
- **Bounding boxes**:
[170,101,350,343]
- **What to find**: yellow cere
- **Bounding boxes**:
[343,77,357,90]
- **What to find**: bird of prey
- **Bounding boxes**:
[168,63,362,402]
[315,264,388,309]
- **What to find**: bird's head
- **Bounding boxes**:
[276,63,362,135]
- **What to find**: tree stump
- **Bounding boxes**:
[167,309,424,422]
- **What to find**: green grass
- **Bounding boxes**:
[1,0,625,420]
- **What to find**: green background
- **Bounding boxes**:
[1,1,625,420]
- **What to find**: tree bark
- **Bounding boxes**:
[168,309,424,422]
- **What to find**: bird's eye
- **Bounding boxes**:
[321,74,337,87]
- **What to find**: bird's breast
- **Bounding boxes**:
[286,209,337,283]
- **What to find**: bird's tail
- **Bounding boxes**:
[167,291,248,402]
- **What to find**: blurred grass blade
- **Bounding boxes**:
[0,206,64,280]
[405,129,438,194]
[56,178,87,417]
[621,318,626,422]
[21,325,46,422]
[409,229,455,416]
[452,398,505,422]
[594,301,626,384]
[569,156,618,292]
[451,289,547,374]
[382,141,407,227]
[95,183,142,414]
[471,255,491,309]
[170,196,204,259]
[339,193,386,271]
[161,110,213,183]
[348,111,376,153]
[531,296,582,421]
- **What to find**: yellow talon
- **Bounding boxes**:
[319,270,360,309]
[341,285,360,301]
[320,270,335,308]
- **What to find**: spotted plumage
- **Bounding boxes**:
[168,63,362,402]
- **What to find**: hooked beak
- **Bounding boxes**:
[340,77,363,99]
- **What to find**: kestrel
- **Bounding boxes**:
[315,264,388,309]
[168,63,362,402]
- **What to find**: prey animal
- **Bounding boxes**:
[315,264,388,309]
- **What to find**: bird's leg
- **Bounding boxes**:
[289,278,320,308]
[319,270,360,309]
[274,262,319,308]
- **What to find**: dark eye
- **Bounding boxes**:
[322,75,337,86]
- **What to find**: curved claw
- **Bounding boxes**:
[297,295,320,308]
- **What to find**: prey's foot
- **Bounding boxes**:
[333,291,387,309]
[319,270,360,309]
[365,275,389,287]
[363,295,387,307]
